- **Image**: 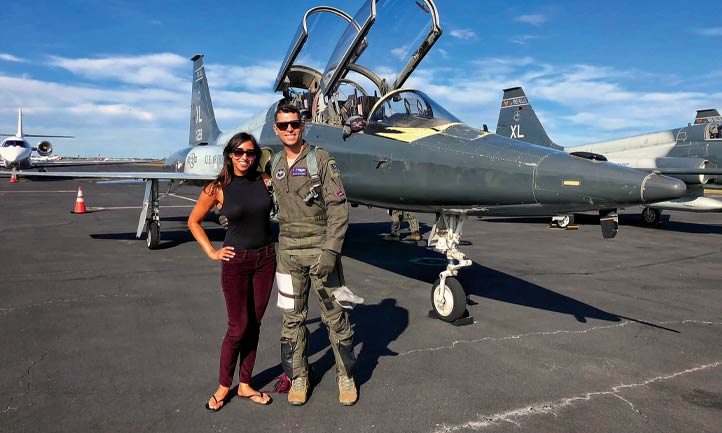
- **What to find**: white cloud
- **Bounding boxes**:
[694,27,722,36]
[0,53,26,63]
[515,14,547,26]
[449,29,476,40]
[510,35,539,45]
[49,53,187,89]
[405,56,722,147]
[206,61,280,90]
[0,53,281,158]
[3,49,721,157]
[390,45,410,60]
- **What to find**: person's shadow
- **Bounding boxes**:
[351,298,408,386]
[251,299,409,392]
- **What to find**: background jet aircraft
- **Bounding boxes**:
[0,0,686,323]
[1,108,73,170]
[694,109,722,124]
[496,86,722,224]
[0,108,134,174]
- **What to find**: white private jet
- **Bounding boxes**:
[1,108,134,176]
[1,108,74,170]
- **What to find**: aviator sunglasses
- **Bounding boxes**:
[231,148,258,158]
[275,120,302,130]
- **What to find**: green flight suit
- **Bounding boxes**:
[272,141,356,380]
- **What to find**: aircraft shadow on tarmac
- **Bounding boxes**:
[89,215,228,249]
[481,213,722,235]
[343,222,678,333]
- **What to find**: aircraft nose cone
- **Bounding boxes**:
[641,174,686,203]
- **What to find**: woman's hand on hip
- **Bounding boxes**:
[209,246,235,261]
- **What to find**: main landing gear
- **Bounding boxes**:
[641,207,661,225]
[137,179,161,249]
[427,211,474,324]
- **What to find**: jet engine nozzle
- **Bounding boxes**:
[641,174,687,204]
[35,141,53,157]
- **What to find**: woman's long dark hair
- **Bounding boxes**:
[205,132,261,195]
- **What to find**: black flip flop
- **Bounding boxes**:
[205,395,227,412]
[239,392,272,405]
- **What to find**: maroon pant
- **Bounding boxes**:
[219,243,276,386]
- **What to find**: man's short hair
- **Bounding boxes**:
[275,103,301,120]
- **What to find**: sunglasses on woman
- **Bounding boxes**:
[232,149,258,158]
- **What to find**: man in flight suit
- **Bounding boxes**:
[383,209,421,241]
[271,103,357,406]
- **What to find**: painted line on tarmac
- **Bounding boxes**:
[0,190,77,193]
[90,205,195,210]
[402,320,722,357]
[434,360,722,432]
[165,193,198,202]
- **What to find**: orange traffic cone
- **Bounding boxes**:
[72,186,88,214]
[9,172,17,183]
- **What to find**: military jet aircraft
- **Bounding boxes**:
[1,0,686,322]
[497,86,722,225]
[694,109,722,124]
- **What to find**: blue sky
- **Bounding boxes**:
[1,0,721,158]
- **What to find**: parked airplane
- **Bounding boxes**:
[496,86,722,225]
[0,108,131,174]
[1,108,73,170]
[694,109,722,124]
[1,1,686,322]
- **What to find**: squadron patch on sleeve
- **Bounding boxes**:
[328,160,341,178]
[336,189,345,197]
[275,168,286,180]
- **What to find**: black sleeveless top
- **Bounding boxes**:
[220,173,273,250]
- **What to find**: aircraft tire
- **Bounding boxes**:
[431,277,466,322]
[556,215,571,228]
[641,207,661,225]
[146,220,160,249]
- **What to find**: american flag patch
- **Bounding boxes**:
[336,190,345,197]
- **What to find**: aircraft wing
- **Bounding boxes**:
[29,160,147,169]
[641,168,722,175]
[0,170,216,181]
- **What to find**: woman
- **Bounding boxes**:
[188,132,275,410]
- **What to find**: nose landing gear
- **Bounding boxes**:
[428,211,474,325]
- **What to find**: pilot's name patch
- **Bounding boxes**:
[291,167,307,177]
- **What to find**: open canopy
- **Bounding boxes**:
[273,0,441,99]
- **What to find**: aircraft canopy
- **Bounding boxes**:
[274,0,441,99]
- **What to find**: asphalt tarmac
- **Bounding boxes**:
[1,172,721,433]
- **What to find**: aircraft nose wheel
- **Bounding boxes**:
[146,220,160,249]
[427,211,474,325]
[430,277,466,322]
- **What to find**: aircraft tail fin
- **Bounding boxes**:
[17,108,23,137]
[496,87,562,150]
[189,54,221,146]
[694,109,722,124]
